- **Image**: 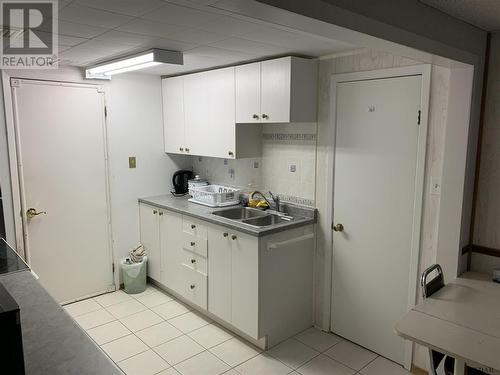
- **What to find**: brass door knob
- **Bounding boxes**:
[26,208,47,219]
[333,223,344,232]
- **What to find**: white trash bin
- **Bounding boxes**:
[121,256,147,294]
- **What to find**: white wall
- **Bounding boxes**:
[106,73,189,269]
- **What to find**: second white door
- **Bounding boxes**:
[331,74,423,364]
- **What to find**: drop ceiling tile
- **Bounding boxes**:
[167,27,227,45]
[141,3,221,27]
[77,39,137,54]
[35,31,88,47]
[196,16,264,37]
[59,3,133,29]
[59,20,108,38]
[184,45,255,59]
[145,38,199,52]
[209,37,289,56]
[76,0,164,17]
[116,19,186,38]
[94,30,158,46]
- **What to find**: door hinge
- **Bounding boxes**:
[112,263,115,273]
[417,110,421,125]
[104,106,108,118]
[331,222,334,230]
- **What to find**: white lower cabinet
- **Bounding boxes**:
[139,203,161,281]
[140,202,314,348]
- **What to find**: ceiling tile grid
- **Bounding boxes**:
[52,0,356,75]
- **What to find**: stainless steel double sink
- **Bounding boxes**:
[212,206,296,227]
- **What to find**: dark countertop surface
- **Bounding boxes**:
[139,194,317,237]
[0,240,123,375]
[0,238,29,275]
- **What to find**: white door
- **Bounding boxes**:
[139,203,160,281]
[207,225,232,322]
[206,67,235,159]
[162,76,185,154]
[235,62,261,123]
[183,71,207,156]
[12,79,113,303]
[231,230,259,338]
[331,75,422,364]
[261,57,291,123]
[160,209,182,293]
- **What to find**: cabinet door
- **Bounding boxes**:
[235,62,261,124]
[159,210,183,293]
[231,230,259,338]
[139,204,160,281]
[183,72,208,157]
[207,226,232,322]
[162,77,185,154]
[206,67,236,158]
[261,57,291,123]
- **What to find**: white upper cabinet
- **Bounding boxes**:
[235,62,261,123]
[162,56,317,159]
[236,56,318,124]
[162,76,185,154]
[183,71,208,157]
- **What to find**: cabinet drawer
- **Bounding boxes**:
[179,264,207,309]
[183,232,208,257]
[181,249,207,275]
[183,217,208,239]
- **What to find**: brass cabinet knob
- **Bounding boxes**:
[228,151,234,156]
[223,232,228,237]
[191,259,196,264]
[26,208,46,219]
[179,147,184,152]
[231,234,237,240]
[185,148,190,152]
[153,210,158,214]
[191,224,196,229]
[252,114,259,120]
[190,241,195,246]
[262,114,269,119]
[158,212,163,216]
[333,223,344,232]
[190,284,195,290]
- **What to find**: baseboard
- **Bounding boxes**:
[411,364,428,375]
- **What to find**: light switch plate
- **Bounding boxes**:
[128,156,136,169]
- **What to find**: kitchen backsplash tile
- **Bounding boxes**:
[189,123,317,207]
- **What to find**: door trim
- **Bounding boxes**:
[3,75,116,296]
[326,65,431,369]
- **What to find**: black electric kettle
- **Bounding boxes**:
[171,170,193,196]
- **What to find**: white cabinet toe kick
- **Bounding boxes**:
[139,202,315,349]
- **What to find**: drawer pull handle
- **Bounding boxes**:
[190,284,195,290]
[190,241,195,246]
[231,234,237,240]
[191,224,196,229]
[191,259,196,264]
[223,232,228,237]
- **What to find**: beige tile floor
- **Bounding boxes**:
[64,284,411,375]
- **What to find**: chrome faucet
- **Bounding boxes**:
[249,191,281,212]
[269,191,281,212]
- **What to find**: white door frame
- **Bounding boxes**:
[2,74,117,298]
[327,64,431,369]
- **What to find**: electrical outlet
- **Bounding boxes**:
[289,164,297,173]
[430,177,441,195]
[128,156,136,169]
[253,161,259,169]
[223,159,228,165]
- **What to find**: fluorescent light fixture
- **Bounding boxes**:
[85,49,183,79]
